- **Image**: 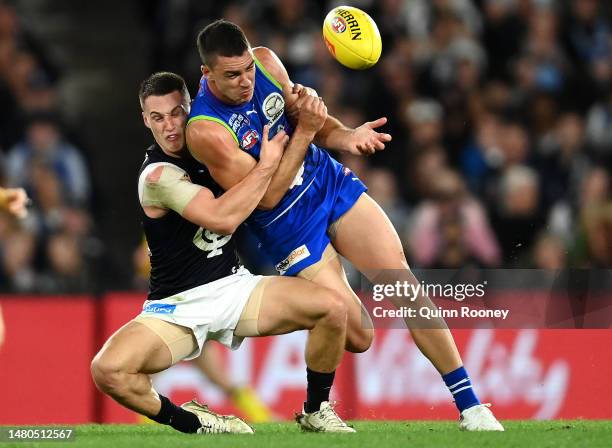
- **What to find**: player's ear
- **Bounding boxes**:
[142,112,151,129]
[201,64,211,78]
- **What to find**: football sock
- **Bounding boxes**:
[305,368,335,413]
[442,366,481,413]
[151,395,200,433]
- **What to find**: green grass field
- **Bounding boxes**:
[3,421,612,448]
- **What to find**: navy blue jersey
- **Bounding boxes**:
[139,144,241,300]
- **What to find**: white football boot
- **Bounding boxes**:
[181,400,254,434]
[459,404,504,431]
[296,401,356,433]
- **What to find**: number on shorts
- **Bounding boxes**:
[193,228,232,258]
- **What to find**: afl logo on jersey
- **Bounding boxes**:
[242,129,259,150]
[262,92,285,125]
[331,16,347,33]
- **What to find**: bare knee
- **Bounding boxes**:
[346,327,374,353]
[91,353,130,397]
[319,290,348,331]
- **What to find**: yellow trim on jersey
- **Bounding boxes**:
[188,115,239,145]
[254,57,283,90]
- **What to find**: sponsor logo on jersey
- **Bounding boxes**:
[331,16,347,33]
[143,302,177,314]
[229,113,250,134]
[262,92,285,126]
[242,129,259,150]
[275,244,310,275]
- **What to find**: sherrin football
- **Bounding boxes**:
[322,6,382,70]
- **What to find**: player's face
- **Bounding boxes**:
[142,91,188,156]
[204,50,256,105]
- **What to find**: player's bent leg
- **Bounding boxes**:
[330,193,503,429]
[237,276,354,433]
[92,318,253,434]
[248,276,347,372]
[91,319,178,416]
[298,245,373,353]
[330,192,462,372]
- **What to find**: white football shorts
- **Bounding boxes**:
[137,266,262,360]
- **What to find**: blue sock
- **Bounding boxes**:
[442,366,480,413]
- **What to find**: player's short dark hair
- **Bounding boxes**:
[138,72,190,109]
[197,19,250,67]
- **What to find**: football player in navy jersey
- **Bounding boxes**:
[91,72,355,435]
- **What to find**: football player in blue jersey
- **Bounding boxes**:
[186,20,503,431]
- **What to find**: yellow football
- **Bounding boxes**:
[322,6,382,70]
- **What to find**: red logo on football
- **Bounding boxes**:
[331,16,347,33]
[323,36,336,56]
[242,129,259,150]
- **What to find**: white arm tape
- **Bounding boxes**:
[138,162,203,215]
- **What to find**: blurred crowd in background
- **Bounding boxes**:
[0,2,101,293]
[1,0,611,294]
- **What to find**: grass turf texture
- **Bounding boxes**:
[3,421,612,448]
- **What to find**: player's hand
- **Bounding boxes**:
[0,188,29,219]
[292,83,318,98]
[345,117,392,155]
[258,125,289,172]
[296,94,327,135]
[285,83,319,123]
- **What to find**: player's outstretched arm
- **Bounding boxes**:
[290,85,392,156]
[256,47,391,156]
[145,126,288,234]
[315,115,392,156]
[294,90,392,156]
